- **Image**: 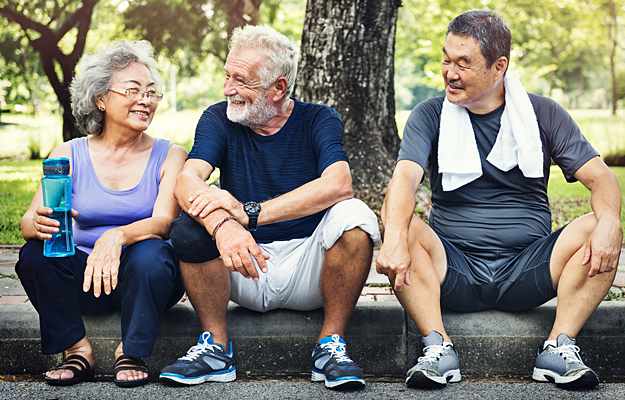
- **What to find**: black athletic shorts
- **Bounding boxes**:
[439,227,564,312]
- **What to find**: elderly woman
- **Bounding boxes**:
[15,40,186,387]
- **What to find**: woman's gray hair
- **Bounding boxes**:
[69,40,163,135]
[229,25,298,97]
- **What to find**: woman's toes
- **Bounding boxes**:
[46,369,74,380]
[116,370,128,381]
[60,370,74,380]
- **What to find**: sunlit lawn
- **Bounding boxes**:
[549,166,625,233]
[3,108,625,159]
[0,109,203,159]
[1,160,623,245]
[397,108,625,159]
[0,160,39,244]
[1,109,624,245]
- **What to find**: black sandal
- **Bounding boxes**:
[113,355,150,387]
[44,354,95,386]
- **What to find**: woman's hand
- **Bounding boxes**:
[83,229,125,297]
[31,207,78,241]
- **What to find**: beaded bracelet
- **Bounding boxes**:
[212,216,237,241]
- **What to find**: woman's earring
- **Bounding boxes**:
[99,106,105,111]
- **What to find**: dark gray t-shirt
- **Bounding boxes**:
[398,94,598,256]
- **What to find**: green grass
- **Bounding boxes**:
[397,108,625,159]
[568,109,625,159]
[548,166,625,235]
[0,109,202,159]
[1,109,624,245]
[0,160,40,244]
[2,161,622,245]
[3,108,624,159]
[0,113,62,160]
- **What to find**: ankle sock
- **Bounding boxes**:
[543,339,557,350]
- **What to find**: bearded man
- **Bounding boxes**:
[159,25,380,391]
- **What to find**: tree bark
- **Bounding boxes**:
[295,0,402,207]
[606,0,618,115]
[226,0,263,38]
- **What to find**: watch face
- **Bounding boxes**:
[245,202,261,213]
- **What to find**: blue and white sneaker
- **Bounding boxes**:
[533,333,599,389]
[311,334,365,390]
[406,331,461,388]
[159,332,236,385]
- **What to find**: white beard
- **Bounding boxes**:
[226,91,277,127]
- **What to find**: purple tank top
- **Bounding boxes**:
[70,137,173,253]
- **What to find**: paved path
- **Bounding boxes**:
[2,245,624,304]
[1,380,624,400]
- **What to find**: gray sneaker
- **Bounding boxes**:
[533,333,599,389]
[406,331,461,388]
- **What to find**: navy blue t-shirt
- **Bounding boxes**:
[188,98,349,243]
[398,94,598,256]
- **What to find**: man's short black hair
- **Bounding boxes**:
[447,9,511,69]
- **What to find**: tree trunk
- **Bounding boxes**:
[606,0,618,115]
[295,0,403,208]
[226,0,263,38]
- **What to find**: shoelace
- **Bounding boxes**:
[322,335,353,364]
[554,344,582,363]
[179,341,222,362]
[418,344,449,364]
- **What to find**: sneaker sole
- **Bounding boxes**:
[533,368,599,389]
[406,369,461,388]
[160,369,236,385]
[311,371,365,390]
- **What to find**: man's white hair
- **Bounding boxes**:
[229,24,298,96]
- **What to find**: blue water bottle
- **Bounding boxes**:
[41,158,75,257]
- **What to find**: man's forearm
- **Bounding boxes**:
[381,178,417,243]
[257,163,353,226]
[589,171,622,223]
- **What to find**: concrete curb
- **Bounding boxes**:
[2,300,624,379]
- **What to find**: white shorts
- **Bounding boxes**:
[229,198,380,312]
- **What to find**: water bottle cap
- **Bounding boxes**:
[43,158,70,175]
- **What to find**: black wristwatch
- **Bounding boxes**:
[243,201,261,231]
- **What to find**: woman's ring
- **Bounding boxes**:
[103,272,111,276]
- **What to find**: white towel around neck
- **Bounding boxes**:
[437,72,544,191]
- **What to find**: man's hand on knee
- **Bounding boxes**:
[583,217,623,278]
[376,239,412,292]
[214,222,269,281]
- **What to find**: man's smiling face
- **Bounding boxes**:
[442,33,503,113]
[223,49,277,126]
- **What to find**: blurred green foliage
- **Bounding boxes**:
[2,0,624,117]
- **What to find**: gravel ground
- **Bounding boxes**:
[1,380,625,400]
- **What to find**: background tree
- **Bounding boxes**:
[226,0,262,37]
[0,0,275,141]
[123,0,230,73]
[599,0,623,115]
[497,0,603,108]
[0,22,46,114]
[122,0,277,75]
[295,0,404,207]
[0,0,99,141]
